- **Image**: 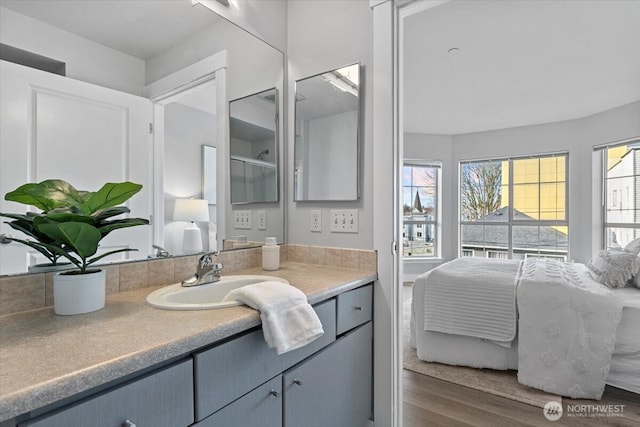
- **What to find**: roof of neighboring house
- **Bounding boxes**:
[462,206,568,251]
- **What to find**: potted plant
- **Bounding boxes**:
[1,179,149,315]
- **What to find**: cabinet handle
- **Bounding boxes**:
[122,421,136,427]
[293,379,303,386]
[269,389,280,397]
[354,306,363,311]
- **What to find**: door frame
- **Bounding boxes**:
[144,51,228,250]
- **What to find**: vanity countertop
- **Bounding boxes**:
[0,262,377,422]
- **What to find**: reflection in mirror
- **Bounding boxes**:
[294,63,360,201]
[162,81,217,256]
[0,1,284,276]
[229,88,279,204]
[203,145,217,206]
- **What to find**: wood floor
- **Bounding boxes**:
[403,369,640,427]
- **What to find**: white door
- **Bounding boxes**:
[0,60,153,275]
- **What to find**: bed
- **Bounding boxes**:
[410,256,640,399]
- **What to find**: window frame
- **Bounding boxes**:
[402,161,441,259]
[459,152,569,259]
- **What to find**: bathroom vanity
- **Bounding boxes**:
[0,263,375,427]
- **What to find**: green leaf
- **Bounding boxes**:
[43,212,94,224]
[81,182,142,214]
[37,222,101,258]
[86,248,137,266]
[92,206,131,222]
[4,180,85,211]
[98,218,149,237]
[1,237,64,264]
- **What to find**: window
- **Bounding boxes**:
[460,153,568,260]
[403,162,440,258]
[602,139,640,248]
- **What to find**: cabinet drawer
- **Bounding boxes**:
[194,299,336,421]
[21,359,194,427]
[336,284,372,335]
[195,375,282,427]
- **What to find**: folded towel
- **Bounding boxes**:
[223,281,324,354]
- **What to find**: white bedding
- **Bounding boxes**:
[410,259,640,397]
[517,259,622,399]
[422,257,520,343]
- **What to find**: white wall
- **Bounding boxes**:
[302,110,358,200]
[287,0,373,249]
[0,7,145,95]
[198,0,287,53]
[145,16,283,101]
[404,101,640,274]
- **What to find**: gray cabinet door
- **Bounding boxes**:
[194,299,336,421]
[195,375,282,427]
[20,359,194,427]
[283,321,372,427]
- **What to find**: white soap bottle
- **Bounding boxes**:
[262,237,280,271]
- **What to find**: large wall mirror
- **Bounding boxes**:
[294,63,361,201]
[230,88,279,204]
[0,0,284,275]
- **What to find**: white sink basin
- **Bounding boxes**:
[146,275,289,310]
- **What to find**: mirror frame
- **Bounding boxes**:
[293,62,361,202]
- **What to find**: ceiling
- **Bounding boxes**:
[403,0,640,135]
[0,0,222,60]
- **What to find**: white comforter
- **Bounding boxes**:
[422,257,520,343]
[517,259,623,399]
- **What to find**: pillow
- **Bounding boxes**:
[587,249,640,288]
[624,237,640,255]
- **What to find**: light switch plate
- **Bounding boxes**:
[257,210,267,230]
[310,210,322,232]
[234,210,252,229]
[330,209,358,233]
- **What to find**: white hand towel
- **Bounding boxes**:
[223,281,324,354]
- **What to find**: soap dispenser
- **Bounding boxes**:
[262,237,280,271]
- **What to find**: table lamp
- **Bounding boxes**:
[173,198,209,254]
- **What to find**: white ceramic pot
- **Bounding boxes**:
[53,269,106,315]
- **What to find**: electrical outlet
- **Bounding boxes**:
[257,210,267,230]
[310,210,322,232]
[330,209,358,233]
[234,210,252,229]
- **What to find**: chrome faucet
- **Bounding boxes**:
[181,251,223,287]
[151,244,170,258]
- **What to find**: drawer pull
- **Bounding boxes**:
[123,421,137,427]
[293,379,303,386]
[354,306,363,311]
[270,389,280,397]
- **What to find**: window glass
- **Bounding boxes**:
[403,163,439,258]
[460,154,568,259]
[604,142,640,248]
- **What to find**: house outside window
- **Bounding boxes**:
[602,139,640,248]
[403,162,440,258]
[460,153,569,260]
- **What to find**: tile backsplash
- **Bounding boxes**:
[0,245,377,317]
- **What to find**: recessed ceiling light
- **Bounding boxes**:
[448,47,460,55]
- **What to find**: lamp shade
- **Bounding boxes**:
[173,199,210,222]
